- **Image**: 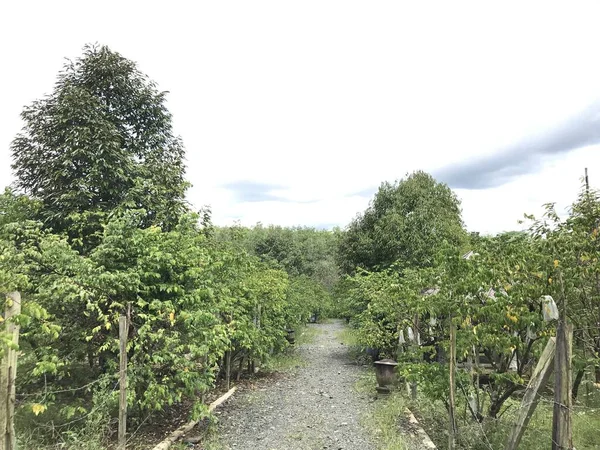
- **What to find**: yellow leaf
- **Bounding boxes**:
[554,260,559,268]
[32,403,47,416]
[169,311,175,326]
[105,322,111,330]
[548,277,553,284]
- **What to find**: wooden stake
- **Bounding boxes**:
[225,350,232,391]
[118,315,129,450]
[552,322,573,450]
[505,337,556,450]
[0,292,21,450]
[448,319,457,450]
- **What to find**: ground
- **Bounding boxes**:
[210,320,376,450]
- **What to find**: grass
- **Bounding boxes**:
[336,324,370,363]
[336,326,359,346]
[263,324,319,373]
[353,379,600,450]
[359,381,600,450]
[355,372,408,450]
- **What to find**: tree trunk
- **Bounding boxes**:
[572,368,585,402]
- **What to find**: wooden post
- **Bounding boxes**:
[448,319,457,450]
[411,315,419,401]
[118,315,129,450]
[225,350,232,391]
[0,292,21,450]
[552,322,573,450]
[505,337,556,450]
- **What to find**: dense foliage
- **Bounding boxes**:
[337,171,466,274]
[217,224,340,318]
[11,44,188,252]
[1,46,330,448]
[338,179,600,447]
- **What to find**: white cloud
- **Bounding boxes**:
[2,1,600,233]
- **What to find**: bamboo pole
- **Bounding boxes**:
[118,315,129,449]
[0,292,21,450]
[448,319,456,450]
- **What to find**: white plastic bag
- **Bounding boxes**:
[542,295,559,321]
[407,327,415,342]
[509,351,518,370]
[398,329,406,344]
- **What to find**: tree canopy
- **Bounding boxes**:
[11,44,188,251]
[337,171,466,273]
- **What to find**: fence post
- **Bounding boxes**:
[118,315,129,450]
[448,318,456,450]
[552,321,573,450]
[0,292,21,450]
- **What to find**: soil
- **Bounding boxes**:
[212,320,376,450]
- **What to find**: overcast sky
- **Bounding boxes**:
[2,1,600,234]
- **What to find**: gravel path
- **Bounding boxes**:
[214,320,376,450]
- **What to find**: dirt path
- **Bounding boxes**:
[214,320,376,450]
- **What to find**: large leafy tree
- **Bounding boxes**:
[11,44,188,251]
[338,171,466,273]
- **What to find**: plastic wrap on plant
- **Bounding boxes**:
[398,329,406,344]
[527,326,537,341]
[407,326,415,342]
[509,351,518,370]
[542,295,559,321]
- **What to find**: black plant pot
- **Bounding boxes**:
[285,329,296,345]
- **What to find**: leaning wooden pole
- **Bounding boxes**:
[0,292,21,450]
[151,387,237,450]
[118,315,129,450]
[505,337,556,450]
[552,321,573,450]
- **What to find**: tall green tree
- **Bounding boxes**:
[11,44,188,251]
[338,171,466,273]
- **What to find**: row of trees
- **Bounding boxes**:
[336,172,600,447]
[0,45,335,447]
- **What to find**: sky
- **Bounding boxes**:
[2,1,600,235]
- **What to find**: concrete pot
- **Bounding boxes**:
[374,359,398,394]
